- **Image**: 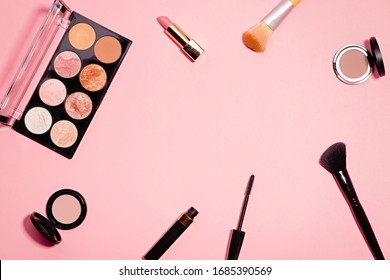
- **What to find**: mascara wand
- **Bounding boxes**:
[227,174,255,260]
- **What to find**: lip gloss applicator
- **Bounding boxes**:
[157,16,204,61]
[143,207,199,260]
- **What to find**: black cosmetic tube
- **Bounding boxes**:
[143,207,198,260]
[333,170,384,260]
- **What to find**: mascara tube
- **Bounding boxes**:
[143,207,199,260]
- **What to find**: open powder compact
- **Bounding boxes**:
[0,0,132,158]
[30,189,87,244]
[333,37,385,85]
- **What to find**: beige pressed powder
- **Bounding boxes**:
[52,194,82,224]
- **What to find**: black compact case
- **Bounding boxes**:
[0,1,132,158]
[30,189,87,244]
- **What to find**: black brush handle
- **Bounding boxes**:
[143,208,198,260]
[334,170,385,260]
[143,221,186,260]
[227,229,245,260]
[351,203,384,260]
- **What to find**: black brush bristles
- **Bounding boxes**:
[319,142,346,173]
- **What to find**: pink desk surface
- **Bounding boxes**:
[1,0,390,260]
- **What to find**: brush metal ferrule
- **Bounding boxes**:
[263,0,295,31]
[165,24,204,61]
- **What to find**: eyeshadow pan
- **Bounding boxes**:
[52,194,82,224]
[54,51,81,78]
[65,92,93,120]
[39,79,67,106]
[50,120,78,148]
[339,49,369,79]
[79,64,107,92]
[68,23,96,50]
[24,107,52,134]
[94,36,122,64]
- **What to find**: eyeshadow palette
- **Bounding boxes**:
[0,1,132,158]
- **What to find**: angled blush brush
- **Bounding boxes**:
[319,142,385,260]
[242,0,301,52]
[226,174,255,260]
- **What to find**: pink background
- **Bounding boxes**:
[0,0,390,260]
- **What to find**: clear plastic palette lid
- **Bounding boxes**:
[0,0,72,126]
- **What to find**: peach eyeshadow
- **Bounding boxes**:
[50,120,78,148]
[68,23,96,50]
[94,36,122,64]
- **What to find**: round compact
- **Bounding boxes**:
[333,37,385,85]
[30,189,87,244]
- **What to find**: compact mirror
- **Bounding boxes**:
[30,189,87,244]
[333,37,385,85]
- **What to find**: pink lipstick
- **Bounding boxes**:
[157,16,204,62]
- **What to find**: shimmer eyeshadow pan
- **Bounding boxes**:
[0,0,132,158]
[50,120,78,148]
[79,64,107,92]
[54,51,82,78]
[39,79,67,106]
[65,92,93,120]
[24,107,53,134]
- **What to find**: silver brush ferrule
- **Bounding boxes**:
[263,0,295,31]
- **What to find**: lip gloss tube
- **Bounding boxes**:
[157,16,204,61]
[143,207,199,260]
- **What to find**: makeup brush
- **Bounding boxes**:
[242,0,301,52]
[226,174,255,260]
[319,142,385,260]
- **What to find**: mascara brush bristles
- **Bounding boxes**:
[245,174,255,195]
[237,175,255,231]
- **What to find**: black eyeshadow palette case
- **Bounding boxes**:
[0,0,132,158]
